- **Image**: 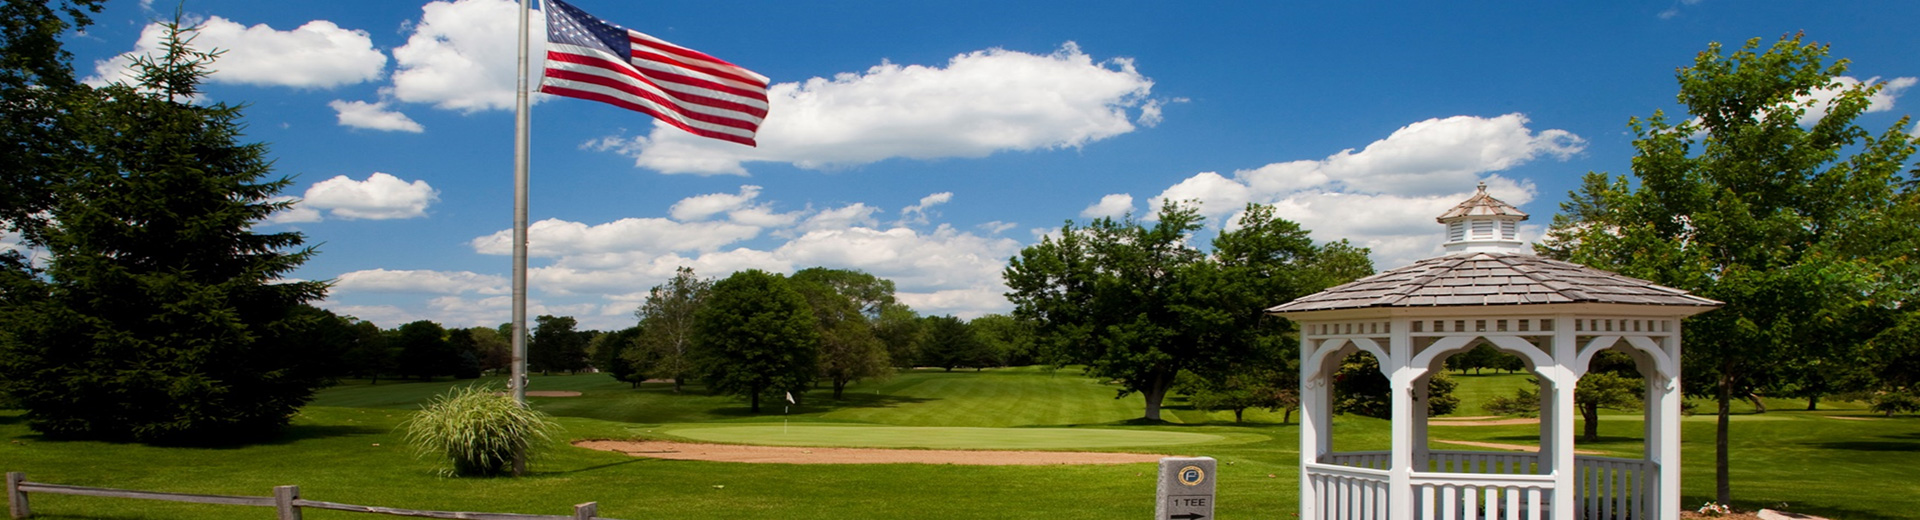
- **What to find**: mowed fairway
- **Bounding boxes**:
[665,425,1226,449]
[5,368,1919,519]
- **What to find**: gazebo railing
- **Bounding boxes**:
[1573,455,1653,520]
[1410,472,1554,520]
[1314,451,1657,519]
[1427,450,1541,474]
[1323,450,1392,470]
[1305,462,1390,520]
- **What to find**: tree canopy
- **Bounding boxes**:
[790,268,892,399]
[530,315,590,375]
[693,269,820,413]
[1005,201,1372,421]
[1539,34,1919,502]
[632,266,710,393]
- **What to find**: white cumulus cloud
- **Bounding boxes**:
[329,100,425,132]
[265,195,323,224]
[1143,114,1580,267]
[1081,193,1135,218]
[471,217,762,257]
[1795,75,1916,127]
[300,173,440,220]
[334,269,508,295]
[665,185,798,226]
[388,0,542,112]
[593,42,1160,175]
[90,16,385,89]
[899,192,954,226]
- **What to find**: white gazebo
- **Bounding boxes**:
[1268,184,1720,520]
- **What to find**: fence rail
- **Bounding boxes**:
[7,472,617,520]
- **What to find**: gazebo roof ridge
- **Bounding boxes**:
[1267,251,1721,313]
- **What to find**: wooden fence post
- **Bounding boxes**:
[6,472,29,520]
[573,501,597,520]
[273,485,301,520]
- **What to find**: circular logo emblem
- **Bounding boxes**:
[1178,465,1205,486]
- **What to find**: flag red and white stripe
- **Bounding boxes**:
[539,0,770,146]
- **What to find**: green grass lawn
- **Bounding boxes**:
[7,368,1920,519]
[663,424,1236,449]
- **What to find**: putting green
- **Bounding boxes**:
[664,425,1227,450]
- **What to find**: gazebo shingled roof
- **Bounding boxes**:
[1266,252,1720,313]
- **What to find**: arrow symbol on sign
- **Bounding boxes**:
[1170,514,1205,520]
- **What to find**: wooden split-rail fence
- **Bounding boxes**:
[6,472,623,520]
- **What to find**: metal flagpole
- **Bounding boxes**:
[510,0,532,476]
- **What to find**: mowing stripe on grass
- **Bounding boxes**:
[664,425,1224,450]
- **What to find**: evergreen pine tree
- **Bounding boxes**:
[0,20,330,443]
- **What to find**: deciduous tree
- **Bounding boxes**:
[790,268,892,399]
[633,266,710,393]
[693,270,819,413]
[1006,201,1372,421]
[530,315,590,375]
[394,320,457,381]
[592,325,647,388]
[917,315,991,372]
[1539,34,1918,502]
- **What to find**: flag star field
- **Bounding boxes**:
[42,0,1920,330]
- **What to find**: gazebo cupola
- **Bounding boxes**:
[1439,182,1528,253]
[1269,185,1720,520]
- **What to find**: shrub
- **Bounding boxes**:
[403,384,560,477]
[1870,388,1919,417]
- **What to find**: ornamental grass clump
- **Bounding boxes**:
[403,384,560,477]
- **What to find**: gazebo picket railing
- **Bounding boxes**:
[1573,455,1654,520]
[1304,463,1390,520]
[1409,471,1553,520]
[1312,451,1657,519]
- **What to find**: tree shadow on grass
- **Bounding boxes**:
[1804,432,1920,452]
[4,423,383,449]
[555,457,650,475]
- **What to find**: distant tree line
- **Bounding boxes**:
[588,266,1042,412]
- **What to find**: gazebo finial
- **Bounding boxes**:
[1437,182,1529,254]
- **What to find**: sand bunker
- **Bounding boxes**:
[575,440,1168,465]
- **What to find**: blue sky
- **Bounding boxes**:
[37,0,1920,330]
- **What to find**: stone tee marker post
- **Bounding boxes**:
[1155,456,1216,520]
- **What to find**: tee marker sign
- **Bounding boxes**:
[1154,456,1215,520]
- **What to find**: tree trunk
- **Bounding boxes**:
[1233,408,1244,423]
[1141,372,1171,422]
[750,387,761,414]
[1747,393,1766,413]
[1716,369,1733,504]
[833,379,847,400]
[1581,400,1600,442]
[1283,405,1294,424]
[1807,394,1818,411]
[672,377,683,394]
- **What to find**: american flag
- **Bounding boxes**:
[539,0,770,147]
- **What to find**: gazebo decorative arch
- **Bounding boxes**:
[1268,184,1720,520]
